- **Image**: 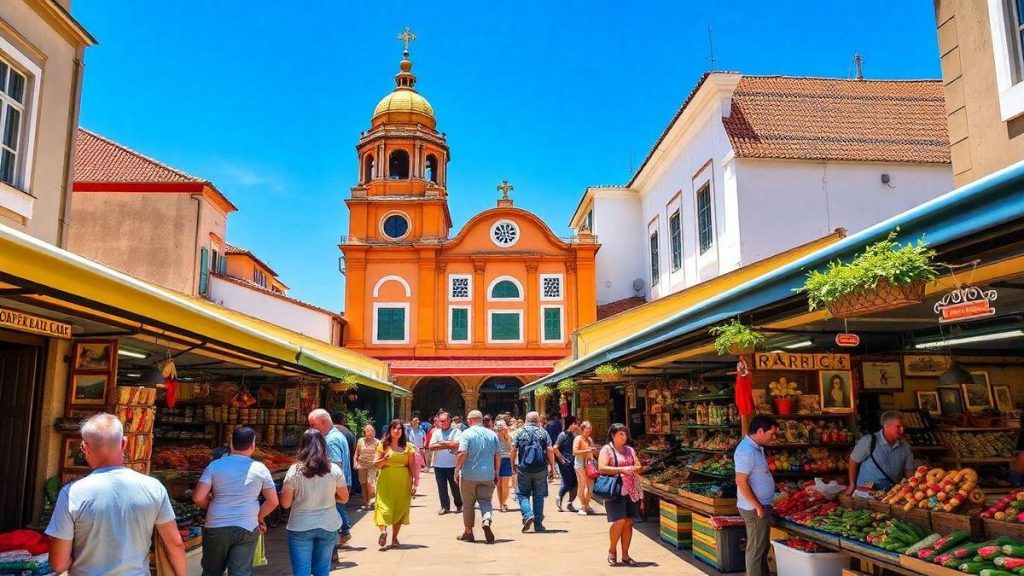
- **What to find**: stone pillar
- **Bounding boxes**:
[525,260,539,346]
[344,257,367,348]
[401,395,413,420]
[416,252,437,355]
[472,260,486,344]
[463,390,481,413]
[536,394,548,416]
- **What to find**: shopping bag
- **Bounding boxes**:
[252,533,268,567]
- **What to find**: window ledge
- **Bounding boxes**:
[999,82,1024,122]
[0,181,34,222]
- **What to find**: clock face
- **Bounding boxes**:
[490,220,520,248]
[382,214,410,239]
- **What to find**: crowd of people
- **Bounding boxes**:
[45,408,647,576]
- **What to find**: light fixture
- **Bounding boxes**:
[125,372,142,378]
[914,329,1024,349]
[118,348,149,359]
[782,339,813,350]
[938,359,975,386]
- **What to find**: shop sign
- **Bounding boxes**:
[754,351,851,371]
[0,306,72,339]
[835,333,860,347]
[934,286,997,324]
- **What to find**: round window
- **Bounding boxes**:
[490,219,520,247]
[382,214,410,239]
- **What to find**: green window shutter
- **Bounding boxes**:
[491,313,520,341]
[219,255,227,275]
[199,248,210,295]
[491,280,520,299]
[376,307,406,341]
[543,308,561,341]
[450,308,469,341]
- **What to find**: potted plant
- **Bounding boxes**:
[709,319,766,355]
[534,385,554,399]
[801,230,938,318]
[330,373,360,393]
[769,377,799,415]
[594,363,623,382]
[557,378,578,395]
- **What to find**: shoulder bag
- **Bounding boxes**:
[868,432,897,487]
[592,444,623,502]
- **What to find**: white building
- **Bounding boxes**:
[571,73,954,310]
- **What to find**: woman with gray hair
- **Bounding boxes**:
[495,419,514,512]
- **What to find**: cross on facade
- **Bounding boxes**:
[397,27,416,51]
[497,180,514,200]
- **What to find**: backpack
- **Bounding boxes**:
[518,428,548,472]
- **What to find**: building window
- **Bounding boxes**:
[254,268,267,288]
[211,249,219,273]
[449,275,471,301]
[425,154,438,183]
[649,231,660,285]
[585,209,594,232]
[0,57,27,187]
[449,306,470,343]
[540,274,563,300]
[490,279,521,300]
[669,210,682,271]
[490,219,520,247]
[362,155,374,182]
[382,213,410,239]
[489,311,522,343]
[374,305,408,343]
[696,184,714,254]
[388,149,410,179]
[541,306,563,343]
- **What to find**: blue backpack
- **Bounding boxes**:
[518,428,548,472]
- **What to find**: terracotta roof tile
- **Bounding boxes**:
[75,128,209,183]
[597,296,647,320]
[723,76,950,164]
[222,243,279,278]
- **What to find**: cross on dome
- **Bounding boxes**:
[397,27,416,53]
[497,180,514,200]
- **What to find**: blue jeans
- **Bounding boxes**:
[288,528,336,576]
[516,469,549,528]
[336,501,351,535]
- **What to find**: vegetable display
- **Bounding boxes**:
[879,465,983,512]
[983,489,1024,522]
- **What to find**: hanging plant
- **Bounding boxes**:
[534,385,554,399]
[330,373,360,393]
[594,363,623,382]
[557,378,578,395]
[800,230,938,317]
[709,319,766,356]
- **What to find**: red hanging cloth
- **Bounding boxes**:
[735,356,754,416]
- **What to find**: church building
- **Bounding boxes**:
[340,32,599,418]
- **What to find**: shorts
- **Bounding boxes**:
[574,457,588,471]
[499,457,513,478]
[357,466,378,484]
[604,497,641,523]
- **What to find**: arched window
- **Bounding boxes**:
[491,280,520,299]
[388,150,410,179]
[425,154,438,184]
[363,155,375,182]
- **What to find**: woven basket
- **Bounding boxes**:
[826,279,926,318]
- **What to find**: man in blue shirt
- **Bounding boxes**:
[734,414,778,576]
[309,409,353,547]
[846,411,915,491]
[455,410,501,543]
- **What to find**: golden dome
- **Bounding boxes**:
[372,89,435,119]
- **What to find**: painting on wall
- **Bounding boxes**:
[916,391,942,416]
[902,355,952,377]
[819,370,854,413]
[73,341,114,371]
[938,386,964,415]
[994,385,1014,413]
[70,374,109,406]
[861,361,903,391]
[961,372,993,412]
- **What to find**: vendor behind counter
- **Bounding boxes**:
[846,411,915,492]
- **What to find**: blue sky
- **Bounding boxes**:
[72,1,942,311]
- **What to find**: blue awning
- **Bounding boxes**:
[522,159,1024,396]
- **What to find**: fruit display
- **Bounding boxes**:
[899,532,1024,573]
[942,430,1018,459]
[906,429,944,447]
[252,446,296,472]
[686,432,738,452]
[691,402,739,426]
[778,538,829,553]
[678,481,735,498]
[879,466,985,512]
[684,454,734,477]
[767,447,847,474]
[646,465,688,486]
[152,444,215,471]
[635,435,670,452]
[982,489,1024,521]
[774,419,852,445]
[773,482,837,517]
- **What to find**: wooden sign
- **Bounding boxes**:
[753,351,851,371]
[934,286,997,323]
[0,306,72,338]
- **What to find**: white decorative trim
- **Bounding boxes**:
[539,305,564,344]
[379,210,412,240]
[539,273,563,301]
[487,309,523,344]
[372,302,410,344]
[448,273,472,302]
[447,305,472,344]
[372,275,412,298]
[487,275,524,302]
[0,181,33,221]
[988,0,1024,120]
[489,219,521,248]
[0,39,42,198]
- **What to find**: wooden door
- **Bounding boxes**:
[0,341,41,530]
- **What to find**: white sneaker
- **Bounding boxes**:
[578,509,588,516]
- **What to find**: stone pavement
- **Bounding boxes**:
[254,469,719,575]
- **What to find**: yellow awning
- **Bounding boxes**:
[0,222,406,396]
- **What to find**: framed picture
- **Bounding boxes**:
[902,355,952,377]
[646,387,666,414]
[961,372,993,412]
[70,374,109,406]
[62,437,89,469]
[797,394,820,414]
[861,361,903,391]
[645,413,665,435]
[994,385,1014,413]
[916,391,942,416]
[626,385,637,410]
[819,370,854,413]
[938,386,964,415]
[73,340,116,372]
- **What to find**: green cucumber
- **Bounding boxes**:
[980,570,1018,576]
[960,563,991,575]
[1004,545,1024,558]
[934,530,970,553]
[905,533,941,555]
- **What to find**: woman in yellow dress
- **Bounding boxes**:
[373,419,417,549]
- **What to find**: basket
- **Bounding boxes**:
[826,279,925,319]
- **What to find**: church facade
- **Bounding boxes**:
[340,34,599,418]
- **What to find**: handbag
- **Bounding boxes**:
[252,533,267,567]
[592,445,623,503]
[585,457,600,480]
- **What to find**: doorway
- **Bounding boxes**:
[0,335,43,531]
[412,378,464,419]
[479,377,523,417]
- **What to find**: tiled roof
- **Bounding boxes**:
[75,128,209,183]
[597,296,647,320]
[723,76,950,164]
[223,243,279,278]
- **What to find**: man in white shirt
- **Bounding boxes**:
[428,411,463,514]
[46,413,186,576]
[192,426,279,576]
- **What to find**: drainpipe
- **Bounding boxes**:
[57,50,87,248]
[190,194,203,296]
